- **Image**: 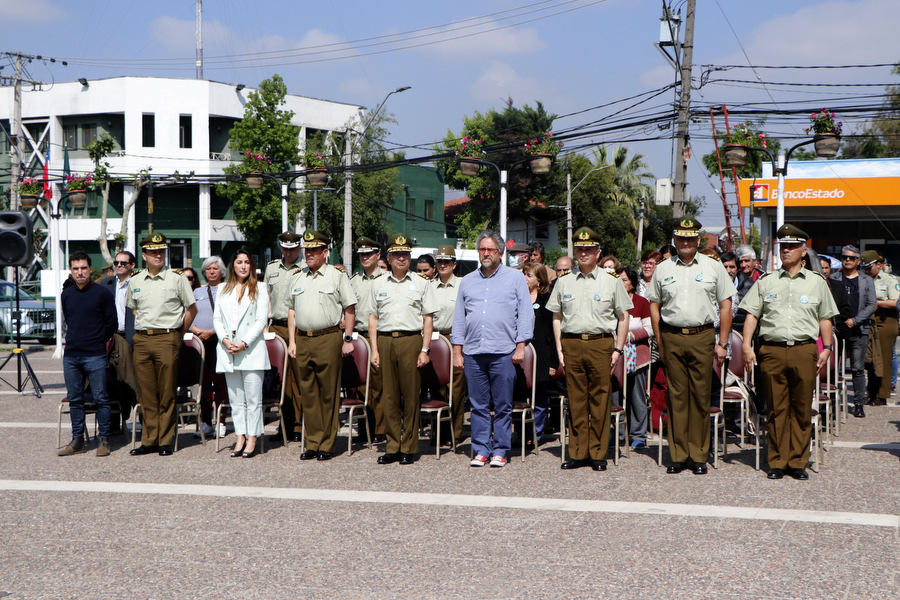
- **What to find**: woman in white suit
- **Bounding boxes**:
[213,249,270,457]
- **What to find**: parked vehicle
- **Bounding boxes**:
[0,281,57,344]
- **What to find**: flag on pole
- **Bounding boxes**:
[43,146,52,200]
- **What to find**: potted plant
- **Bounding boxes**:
[303,150,328,187]
[524,133,562,174]
[66,173,93,206]
[722,123,767,168]
[806,109,842,158]
[18,178,43,208]
[243,151,271,189]
[456,137,485,177]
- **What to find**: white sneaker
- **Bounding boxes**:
[470,454,488,467]
[217,423,227,438]
[489,455,507,468]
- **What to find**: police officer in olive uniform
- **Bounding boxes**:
[126,233,198,456]
[369,233,438,465]
[265,232,304,442]
[285,230,357,460]
[863,250,899,405]
[430,244,467,443]
[740,224,838,480]
[647,217,736,475]
[547,227,632,471]
[350,236,385,442]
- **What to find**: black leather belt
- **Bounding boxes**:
[298,325,340,338]
[661,322,714,335]
[136,329,178,336]
[561,332,612,340]
[270,318,288,327]
[762,339,816,347]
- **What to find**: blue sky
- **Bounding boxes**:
[4,0,900,227]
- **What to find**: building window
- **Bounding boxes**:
[424,199,434,221]
[179,115,192,149]
[142,114,155,147]
[82,123,97,146]
[535,222,549,240]
[63,124,77,149]
[406,198,416,222]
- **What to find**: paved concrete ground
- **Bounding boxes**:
[1,344,898,599]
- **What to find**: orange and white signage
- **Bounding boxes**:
[738,177,900,208]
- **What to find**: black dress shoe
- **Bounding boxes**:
[316,451,333,461]
[767,468,785,479]
[399,453,416,465]
[377,452,400,465]
[242,446,258,458]
[300,450,318,460]
[158,447,173,456]
[666,462,686,474]
[290,432,303,443]
[788,468,809,480]
[560,459,589,470]
[591,460,608,471]
[692,462,708,475]
[853,404,866,418]
[129,445,159,456]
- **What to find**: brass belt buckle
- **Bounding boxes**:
[391,331,400,338]
[306,330,314,337]
[681,328,690,335]
[580,333,589,341]
[786,340,795,346]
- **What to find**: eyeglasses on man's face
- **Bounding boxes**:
[842,255,860,261]
[478,247,499,255]
[113,260,132,267]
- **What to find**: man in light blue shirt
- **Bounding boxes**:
[452,230,534,468]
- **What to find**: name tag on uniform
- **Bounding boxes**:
[663,276,674,283]
[378,292,388,297]
[133,287,141,292]
[269,272,279,279]
[292,287,303,294]
[766,293,778,299]
[563,294,573,299]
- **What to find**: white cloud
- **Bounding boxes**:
[471,60,544,105]
[339,78,378,99]
[424,21,545,60]
[0,0,67,22]
[149,16,234,54]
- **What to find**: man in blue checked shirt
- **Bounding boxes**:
[451,230,534,468]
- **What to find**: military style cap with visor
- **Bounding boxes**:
[573,226,602,247]
[672,217,702,238]
[387,233,412,253]
[301,229,329,248]
[278,231,301,249]
[355,236,380,253]
[861,250,880,268]
[435,245,456,260]
[140,232,169,250]
[776,223,809,244]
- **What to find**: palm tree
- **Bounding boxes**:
[591,145,654,232]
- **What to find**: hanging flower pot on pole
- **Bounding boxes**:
[524,133,561,175]
[17,178,42,209]
[243,152,271,190]
[306,168,328,187]
[459,158,481,177]
[722,123,767,169]
[722,145,750,168]
[807,109,842,158]
[528,154,552,174]
[455,137,485,177]
[245,172,264,189]
[20,195,39,209]
[66,173,92,207]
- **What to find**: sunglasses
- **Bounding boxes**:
[113,261,132,266]
[185,275,195,281]
[841,255,859,260]
[478,248,499,254]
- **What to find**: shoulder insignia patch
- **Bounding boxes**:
[418,272,430,280]
[172,268,183,275]
[335,265,346,274]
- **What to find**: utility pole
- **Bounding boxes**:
[672,0,696,218]
[10,53,24,212]
[195,0,203,79]
[342,131,353,268]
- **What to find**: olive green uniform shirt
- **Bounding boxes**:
[265,259,302,319]
[283,263,356,331]
[431,275,460,331]
[126,268,196,330]
[369,271,438,331]
[873,270,900,302]
[546,268,633,333]
[350,270,383,331]
[739,268,839,342]
[646,253,736,326]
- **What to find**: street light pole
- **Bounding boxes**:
[554,165,612,256]
[342,85,411,268]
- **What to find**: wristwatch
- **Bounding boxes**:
[613,347,624,355]
[420,347,431,355]
[343,334,353,342]
[717,341,729,349]
[821,344,833,351]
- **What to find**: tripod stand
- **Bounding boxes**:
[0,268,45,397]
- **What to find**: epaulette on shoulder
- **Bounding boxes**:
[267,258,280,264]
[335,264,346,274]
[417,272,430,280]
[604,269,619,278]
[558,270,572,277]
[171,268,184,275]
[758,271,772,280]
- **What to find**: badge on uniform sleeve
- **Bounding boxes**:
[695,273,703,281]
[800,296,809,304]
[532,302,539,309]
[895,284,900,291]
[593,293,601,301]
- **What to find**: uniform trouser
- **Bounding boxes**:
[561,337,613,461]
[464,352,515,459]
[132,331,181,447]
[874,315,898,399]
[660,327,715,464]
[843,333,868,404]
[356,330,384,437]
[225,370,264,437]
[270,324,302,434]
[759,344,816,470]
[291,330,343,453]
[108,332,138,428]
[378,334,422,455]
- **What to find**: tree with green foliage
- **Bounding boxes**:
[435,100,566,245]
[215,74,301,250]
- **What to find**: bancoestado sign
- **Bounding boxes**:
[738,177,900,208]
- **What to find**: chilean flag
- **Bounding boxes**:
[43,146,52,200]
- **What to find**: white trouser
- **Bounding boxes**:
[225,370,264,436]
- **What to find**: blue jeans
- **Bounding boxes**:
[464,352,515,458]
[64,354,111,439]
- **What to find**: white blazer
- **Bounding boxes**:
[213,284,271,373]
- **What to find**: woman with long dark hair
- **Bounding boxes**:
[213,249,270,458]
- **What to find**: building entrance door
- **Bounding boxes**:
[169,242,190,270]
